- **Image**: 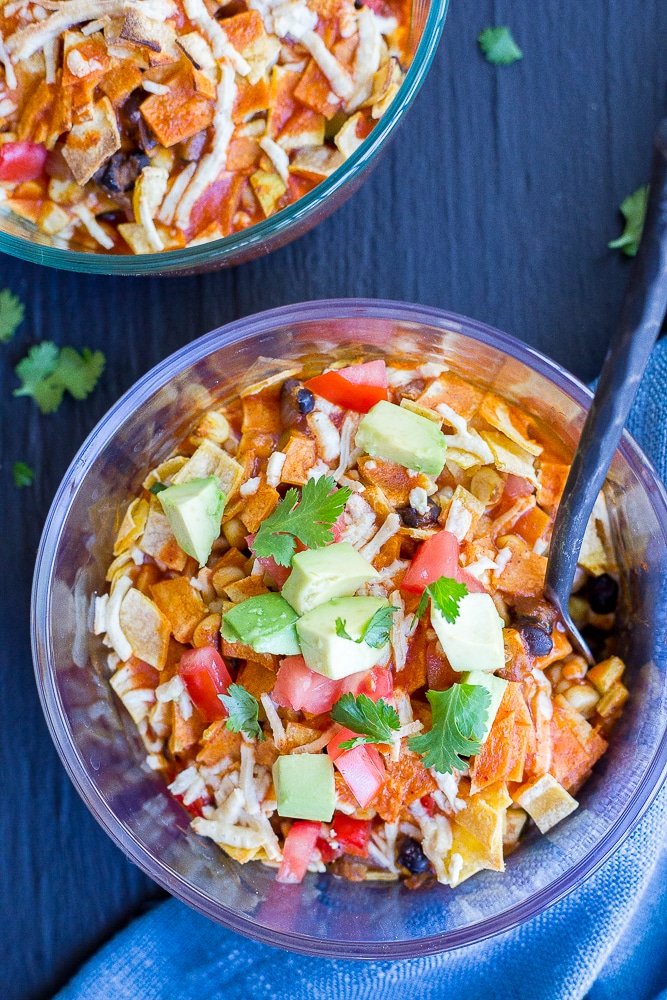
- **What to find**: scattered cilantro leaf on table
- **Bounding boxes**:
[13,342,106,414]
[12,461,34,488]
[335,605,396,648]
[478,26,523,66]
[219,683,264,741]
[252,475,351,566]
[0,289,25,343]
[415,576,468,622]
[608,185,649,257]
[408,684,491,773]
[331,693,400,749]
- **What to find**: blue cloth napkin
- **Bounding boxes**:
[57,342,667,1000]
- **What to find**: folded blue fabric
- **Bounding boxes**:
[57,342,667,1000]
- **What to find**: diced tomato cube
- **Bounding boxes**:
[178,647,232,723]
[332,814,372,857]
[0,141,48,182]
[272,655,343,714]
[276,820,321,884]
[304,360,388,413]
[327,727,386,808]
[401,529,487,595]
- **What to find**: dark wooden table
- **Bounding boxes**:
[2,2,666,997]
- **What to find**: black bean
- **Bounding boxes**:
[587,573,619,615]
[280,378,313,426]
[515,619,554,657]
[94,151,149,194]
[581,625,609,662]
[398,837,431,874]
[397,497,440,529]
[296,387,315,414]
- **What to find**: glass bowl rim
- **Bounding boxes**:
[31,298,667,957]
[0,0,449,276]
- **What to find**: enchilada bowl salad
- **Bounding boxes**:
[94,354,627,888]
[0,0,412,254]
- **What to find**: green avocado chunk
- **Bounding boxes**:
[273,753,336,821]
[355,400,447,476]
[460,669,508,743]
[157,476,225,567]
[296,595,390,679]
[430,592,505,673]
[281,542,379,615]
[222,593,300,655]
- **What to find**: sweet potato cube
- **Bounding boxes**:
[236,660,277,701]
[280,434,318,485]
[197,719,242,765]
[549,698,608,790]
[100,60,143,107]
[150,577,207,643]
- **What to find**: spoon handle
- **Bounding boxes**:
[545,120,667,607]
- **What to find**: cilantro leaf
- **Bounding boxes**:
[408,684,491,774]
[330,692,400,749]
[415,576,468,623]
[0,289,25,344]
[219,683,264,741]
[253,475,351,566]
[478,26,523,66]
[12,461,34,488]
[608,185,649,257]
[335,605,397,649]
[13,342,106,414]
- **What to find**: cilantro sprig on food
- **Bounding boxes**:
[415,576,468,623]
[219,683,264,741]
[408,684,491,773]
[335,605,396,648]
[609,185,649,257]
[253,475,351,566]
[14,342,106,414]
[0,289,25,344]
[478,26,523,66]
[331,692,400,749]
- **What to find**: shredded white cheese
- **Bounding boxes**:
[103,575,133,661]
[259,135,290,185]
[240,476,261,496]
[309,410,341,462]
[408,486,429,516]
[358,511,401,563]
[182,0,250,75]
[157,162,196,226]
[266,450,287,487]
[71,203,114,250]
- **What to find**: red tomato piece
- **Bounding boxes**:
[327,727,386,807]
[420,794,436,816]
[272,655,343,714]
[304,360,388,413]
[332,814,372,857]
[0,141,47,182]
[173,793,211,818]
[315,835,340,864]
[401,530,460,594]
[503,474,535,498]
[276,820,321,884]
[178,647,232,723]
[345,665,394,702]
[401,529,488,595]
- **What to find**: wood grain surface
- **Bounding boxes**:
[1,2,666,997]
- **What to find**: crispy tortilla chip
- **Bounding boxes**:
[169,699,206,755]
[197,720,242,765]
[512,773,578,834]
[375,749,437,823]
[224,575,269,603]
[114,497,150,556]
[119,587,171,670]
[140,502,188,571]
[62,96,121,185]
[139,66,215,147]
[415,372,484,419]
[549,697,608,791]
[236,660,277,702]
[470,712,528,793]
[142,455,189,491]
[280,433,318,485]
[150,576,207,643]
[495,535,547,599]
[239,479,280,533]
[173,439,244,498]
[480,430,538,485]
[536,460,570,515]
[479,393,543,457]
[357,456,419,506]
[452,788,506,872]
[294,58,341,119]
[282,720,323,751]
[221,637,277,670]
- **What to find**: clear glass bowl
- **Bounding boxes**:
[32,300,667,957]
[0,3,448,276]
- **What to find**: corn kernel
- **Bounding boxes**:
[587,655,625,694]
[195,410,231,445]
[596,681,629,718]
[562,682,600,719]
[222,516,247,550]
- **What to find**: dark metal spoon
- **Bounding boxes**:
[544,119,667,663]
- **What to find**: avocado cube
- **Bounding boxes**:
[281,542,379,615]
[158,476,225,567]
[296,596,390,679]
[273,753,335,821]
[460,669,508,743]
[355,400,447,476]
[222,593,300,655]
[431,593,505,673]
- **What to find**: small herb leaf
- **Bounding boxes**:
[13,342,106,414]
[335,605,396,648]
[608,185,649,257]
[408,684,491,774]
[331,692,400,748]
[219,683,264,741]
[0,289,25,344]
[478,26,523,66]
[253,475,351,566]
[415,576,468,624]
[13,461,34,488]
